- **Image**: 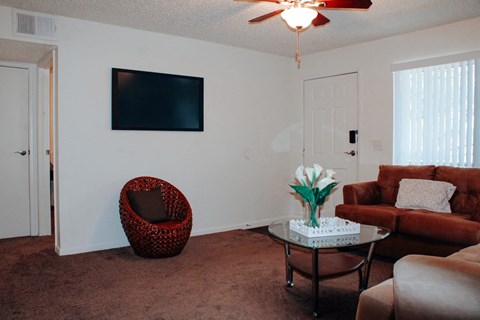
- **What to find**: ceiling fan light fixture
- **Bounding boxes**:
[280,6,317,30]
[239,0,374,68]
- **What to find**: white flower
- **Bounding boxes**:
[295,165,307,186]
[326,169,335,178]
[317,169,336,190]
[305,167,315,185]
[304,164,324,186]
[313,164,323,180]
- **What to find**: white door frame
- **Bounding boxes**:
[1,60,39,235]
[37,50,56,236]
[1,49,56,238]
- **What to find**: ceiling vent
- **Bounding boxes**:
[13,9,57,40]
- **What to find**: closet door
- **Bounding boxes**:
[0,65,31,239]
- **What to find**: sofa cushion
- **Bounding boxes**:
[435,166,480,221]
[448,243,480,263]
[448,251,480,264]
[398,210,480,245]
[395,179,456,213]
[335,204,408,232]
[457,243,480,255]
[394,254,480,320]
[127,188,170,223]
[377,165,436,205]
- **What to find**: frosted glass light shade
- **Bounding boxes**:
[281,7,317,30]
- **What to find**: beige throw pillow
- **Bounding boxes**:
[395,179,456,213]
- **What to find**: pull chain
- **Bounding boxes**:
[295,27,301,69]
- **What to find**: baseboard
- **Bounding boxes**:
[56,240,129,256]
[55,215,300,255]
[190,215,298,236]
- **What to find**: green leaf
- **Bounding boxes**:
[290,185,314,202]
[314,182,337,206]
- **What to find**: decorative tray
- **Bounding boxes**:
[289,217,360,238]
[288,231,361,248]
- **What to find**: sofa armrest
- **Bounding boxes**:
[394,255,480,320]
[343,181,381,205]
[471,210,480,222]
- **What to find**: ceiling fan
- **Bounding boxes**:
[236,0,373,67]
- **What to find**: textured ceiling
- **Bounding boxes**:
[0,0,480,58]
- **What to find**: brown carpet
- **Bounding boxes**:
[0,229,393,320]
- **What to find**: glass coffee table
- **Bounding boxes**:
[268,219,390,317]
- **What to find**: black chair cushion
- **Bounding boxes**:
[127,188,170,223]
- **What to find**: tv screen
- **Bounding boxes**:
[112,68,204,131]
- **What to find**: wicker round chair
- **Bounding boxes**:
[119,176,192,258]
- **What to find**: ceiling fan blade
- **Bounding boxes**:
[318,0,372,9]
[312,12,331,27]
[248,9,285,23]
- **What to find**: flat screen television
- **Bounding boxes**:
[112,68,204,131]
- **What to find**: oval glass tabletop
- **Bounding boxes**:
[268,219,390,250]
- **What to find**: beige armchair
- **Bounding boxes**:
[356,244,480,320]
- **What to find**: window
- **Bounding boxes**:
[394,59,479,167]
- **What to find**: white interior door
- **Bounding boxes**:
[0,65,31,238]
[304,73,358,216]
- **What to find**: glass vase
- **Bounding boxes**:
[305,203,320,228]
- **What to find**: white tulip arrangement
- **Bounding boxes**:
[291,164,338,228]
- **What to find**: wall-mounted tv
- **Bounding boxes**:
[112,68,204,131]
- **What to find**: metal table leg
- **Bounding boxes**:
[361,242,377,290]
[284,242,294,287]
[312,248,320,317]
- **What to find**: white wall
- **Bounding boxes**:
[54,17,306,255]
[300,17,480,181]
[0,6,304,255]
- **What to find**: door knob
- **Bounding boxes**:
[344,150,356,156]
[15,150,27,156]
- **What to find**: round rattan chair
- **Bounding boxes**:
[119,176,192,258]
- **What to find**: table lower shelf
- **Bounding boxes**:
[288,251,365,280]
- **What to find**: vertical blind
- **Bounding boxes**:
[394,59,479,167]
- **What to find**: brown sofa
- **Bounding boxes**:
[355,243,480,320]
[336,165,480,259]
